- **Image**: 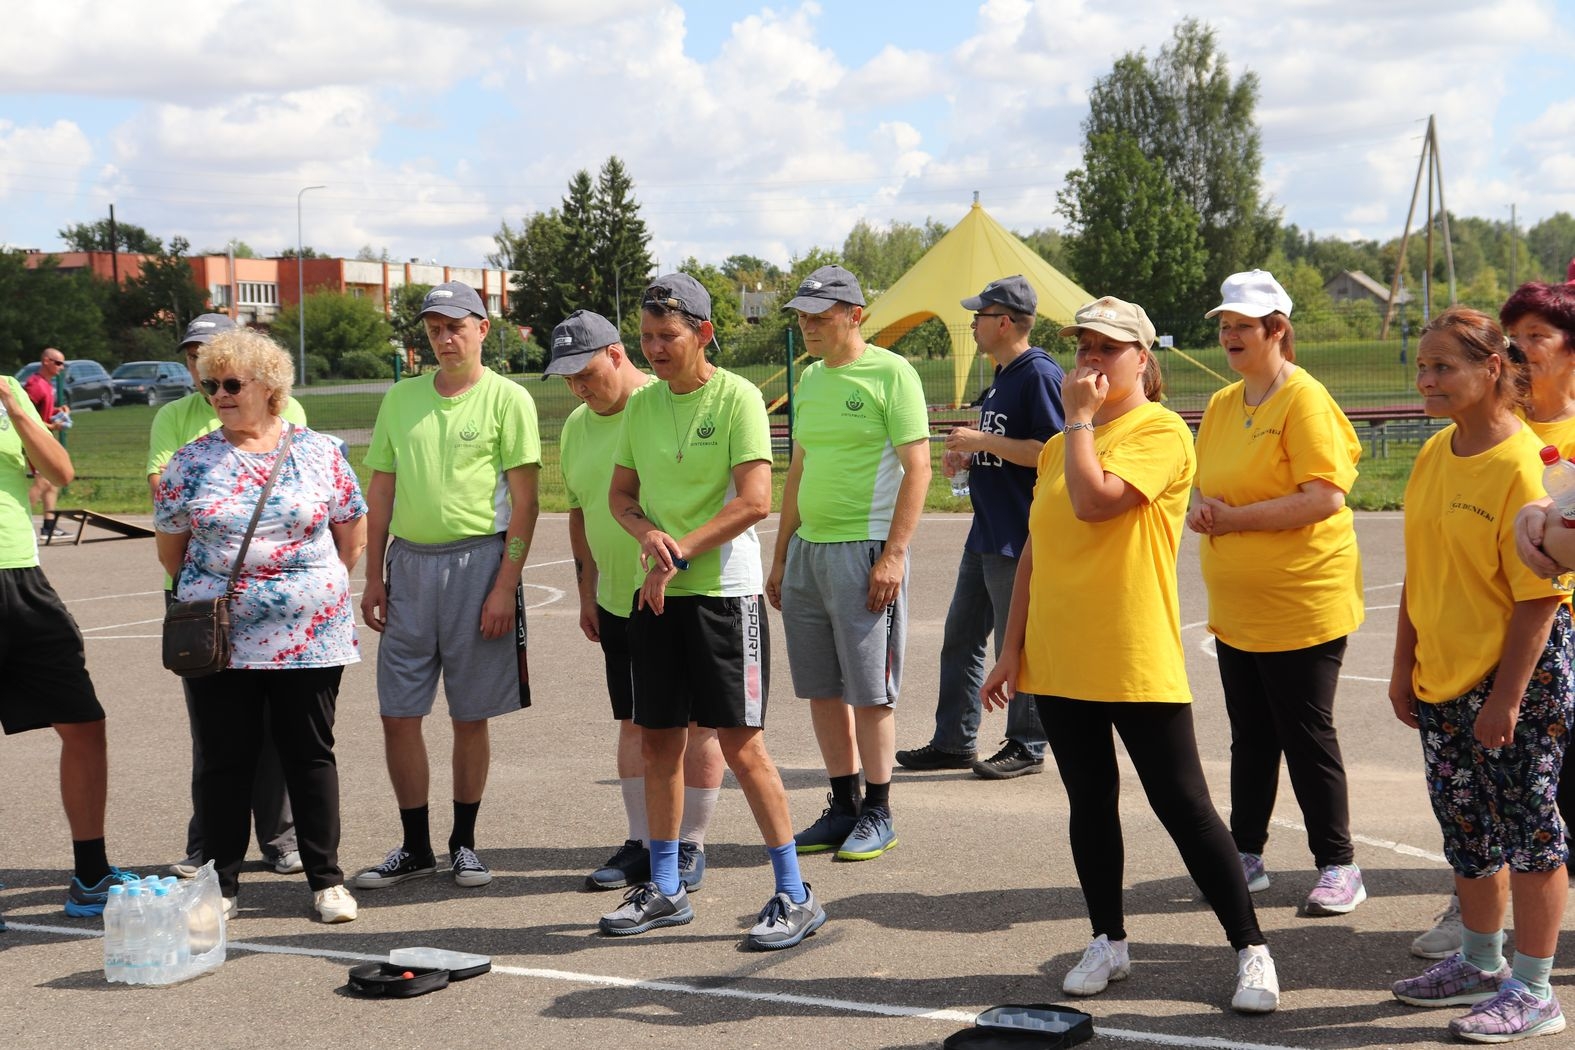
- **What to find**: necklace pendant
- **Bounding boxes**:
[676,450,683,463]
[1243,417,1253,429]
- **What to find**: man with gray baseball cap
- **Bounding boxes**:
[549,308,727,892]
[354,282,542,895]
[147,313,309,880]
[768,264,931,864]
[898,275,1063,781]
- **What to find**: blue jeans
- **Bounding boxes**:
[930,550,1046,758]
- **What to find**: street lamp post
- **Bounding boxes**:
[296,184,325,385]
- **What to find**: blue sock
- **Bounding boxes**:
[1461,927,1505,974]
[650,839,681,896]
[1512,951,1555,1000]
[768,843,806,903]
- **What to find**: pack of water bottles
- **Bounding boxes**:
[102,862,227,985]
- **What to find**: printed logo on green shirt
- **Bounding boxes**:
[460,422,480,441]
[0,413,9,432]
[696,417,716,439]
[844,394,864,412]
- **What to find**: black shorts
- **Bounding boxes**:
[0,566,104,734]
[627,594,769,731]
[598,606,634,721]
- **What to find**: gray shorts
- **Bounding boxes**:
[377,534,529,722]
[780,535,906,706]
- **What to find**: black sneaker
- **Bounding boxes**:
[450,846,493,888]
[972,740,1045,780]
[794,793,860,854]
[677,841,705,890]
[588,840,650,890]
[895,743,977,770]
[351,846,438,889]
[598,882,694,936]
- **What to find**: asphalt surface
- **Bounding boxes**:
[1,511,1564,1050]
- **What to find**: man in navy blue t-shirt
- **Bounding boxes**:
[896,275,1064,779]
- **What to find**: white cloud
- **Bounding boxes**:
[0,120,92,201]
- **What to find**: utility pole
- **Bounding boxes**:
[1509,203,1518,290]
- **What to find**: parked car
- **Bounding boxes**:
[14,358,116,410]
[111,361,195,405]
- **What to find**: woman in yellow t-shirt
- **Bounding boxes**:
[1388,307,1570,1043]
[1186,270,1366,918]
[981,296,1280,1016]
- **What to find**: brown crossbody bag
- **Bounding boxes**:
[162,424,295,678]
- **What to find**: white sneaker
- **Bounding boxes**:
[273,850,305,875]
[1233,944,1280,1013]
[1062,934,1131,996]
[221,896,237,920]
[1411,893,1463,959]
[314,884,358,923]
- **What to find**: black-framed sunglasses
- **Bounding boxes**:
[200,377,252,397]
[972,312,1011,322]
[643,293,690,313]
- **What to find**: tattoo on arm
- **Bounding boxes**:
[508,536,526,563]
[574,557,584,583]
[621,508,647,522]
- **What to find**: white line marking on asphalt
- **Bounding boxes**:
[63,589,164,603]
[81,617,163,633]
[4,923,1315,1049]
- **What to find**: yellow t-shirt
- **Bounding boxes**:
[1403,423,1563,701]
[1018,402,1196,703]
[1194,368,1365,651]
[1523,412,1575,459]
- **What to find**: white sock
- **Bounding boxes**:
[679,786,719,847]
[620,778,647,842]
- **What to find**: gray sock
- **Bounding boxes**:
[620,777,647,843]
[679,786,719,847]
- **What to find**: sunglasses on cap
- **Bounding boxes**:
[643,292,696,315]
[200,377,253,397]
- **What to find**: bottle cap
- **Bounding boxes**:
[1541,445,1561,465]
[107,885,125,897]
[153,887,169,897]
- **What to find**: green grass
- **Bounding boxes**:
[46,342,1424,516]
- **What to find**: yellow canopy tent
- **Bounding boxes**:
[859,200,1091,407]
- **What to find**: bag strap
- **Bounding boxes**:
[224,423,295,598]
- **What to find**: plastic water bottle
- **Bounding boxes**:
[122,885,150,985]
[1541,446,1575,527]
[950,468,971,499]
[151,886,189,984]
[102,884,127,983]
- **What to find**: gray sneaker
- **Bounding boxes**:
[1411,894,1464,960]
[598,882,694,936]
[745,883,826,950]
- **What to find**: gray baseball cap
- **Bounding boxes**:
[419,281,487,319]
[961,275,1038,316]
[543,310,621,379]
[180,313,237,349]
[642,273,712,322]
[783,265,866,313]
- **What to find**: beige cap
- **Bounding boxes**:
[1058,296,1156,349]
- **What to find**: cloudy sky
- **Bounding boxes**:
[3,0,1571,271]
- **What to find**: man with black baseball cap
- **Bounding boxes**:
[767,264,931,864]
[547,309,725,893]
[148,312,308,880]
[898,275,1063,781]
[354,282,542,895]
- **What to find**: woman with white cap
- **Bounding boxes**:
[1186,269,1366,917]
[983,295,1280,1014]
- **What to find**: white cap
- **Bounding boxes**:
[1205,269,1293,319]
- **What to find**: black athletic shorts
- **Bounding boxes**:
[598,606,635,721]
[0,566,104,734]
[627,593,769,731]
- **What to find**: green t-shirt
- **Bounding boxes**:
[611,368,771,598]
[365,370,541,543]
[146,392,309,588]
[146,392,309,477]
[561,389,649,617]
[791,345,929,542]
[0,377,46,569]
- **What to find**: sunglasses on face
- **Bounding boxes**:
[200,377,252,397]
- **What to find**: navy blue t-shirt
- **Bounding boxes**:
[965,347,1065,557]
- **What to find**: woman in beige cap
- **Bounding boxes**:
[983,295,1279,1014]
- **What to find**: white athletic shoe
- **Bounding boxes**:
[1233,945,1281,1013]
[1062,934,1131,996]
[314,885,358,923]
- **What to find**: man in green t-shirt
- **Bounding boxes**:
[546,309,724,893]
[767,265,931,864]
[0,374,137,917]
[146,313,305,880]
[353,281,541,894]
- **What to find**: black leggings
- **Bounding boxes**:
[186,666,345,897]
[1216,636,1353,867]
[1038,695,1264,950]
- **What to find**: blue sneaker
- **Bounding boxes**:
[794,794,860,854]
[65,867,138,917]
[677,841,705,890]
[836,807,897,861]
